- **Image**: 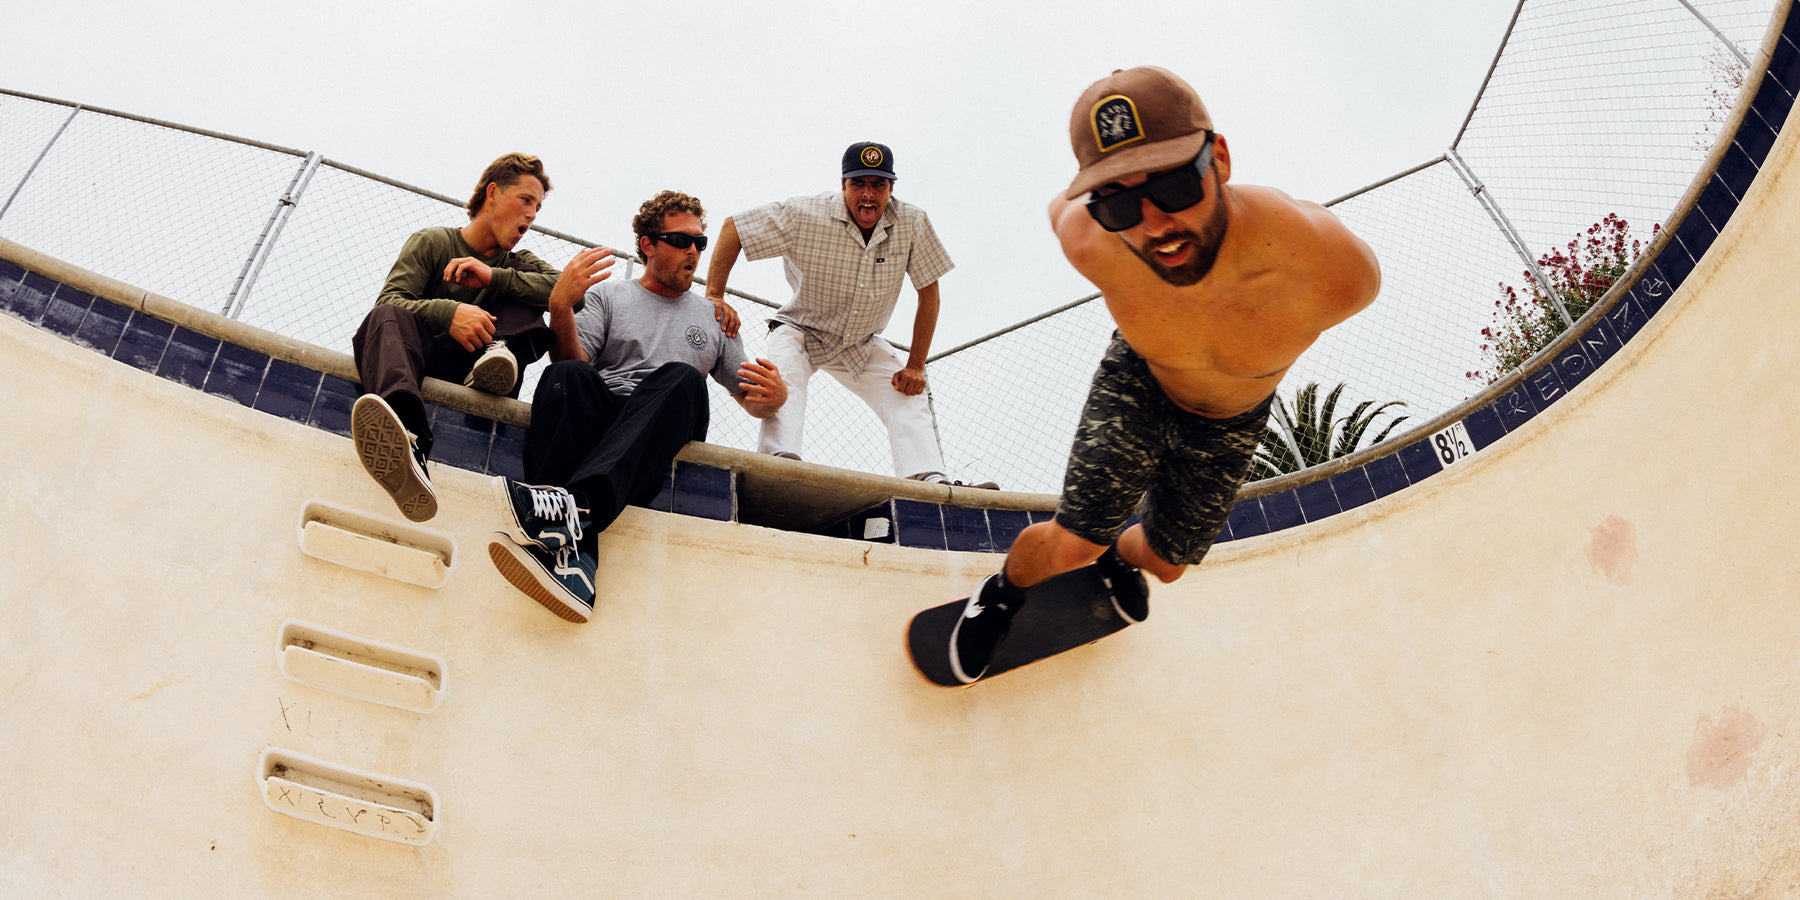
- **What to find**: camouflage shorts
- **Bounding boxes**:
[1055,333,1272,566]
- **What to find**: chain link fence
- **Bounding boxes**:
[0,0,1780,493]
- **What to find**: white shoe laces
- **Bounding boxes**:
[529,486,584,543]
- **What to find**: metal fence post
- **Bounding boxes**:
[223,151,320,319]
[1673,0,1751,68]
[0,105,81,228]
[1446,148,1574,328]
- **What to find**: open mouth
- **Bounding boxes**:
[1151,237,1190,262]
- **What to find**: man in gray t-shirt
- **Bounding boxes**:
[486,191,787,624]
[574,277,750,397]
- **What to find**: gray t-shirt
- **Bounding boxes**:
[575,278,750,396]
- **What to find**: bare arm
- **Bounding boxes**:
[446,304,498,352]
[892,280,940,396]
[547,246,616,363]
[1048,192,1115,281]
[731,358,787,419]
[1307,205,1382,330]
[703,217,743,338]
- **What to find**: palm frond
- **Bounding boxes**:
[1252,382,1411,479]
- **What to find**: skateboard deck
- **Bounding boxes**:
[907,564,1137,686]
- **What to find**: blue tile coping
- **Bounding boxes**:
[1,10,1792,554]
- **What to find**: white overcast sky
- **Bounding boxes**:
[2,0,1520,345]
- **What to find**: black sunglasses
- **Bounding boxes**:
[650,231,708,251]
[1085,132,1216,232]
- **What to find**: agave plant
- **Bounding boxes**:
[1250,382,1409,481]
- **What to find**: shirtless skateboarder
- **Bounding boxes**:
[947,66,1382,683]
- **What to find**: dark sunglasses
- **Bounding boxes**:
[650,231,708,251]
[1085,132,1216,232]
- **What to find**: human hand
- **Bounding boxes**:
[891,363,927,396]
[550,246,616,314]
[737,358,786,409]
[709,296,741,338]
[448,303,497,351]
[443,257,494,289]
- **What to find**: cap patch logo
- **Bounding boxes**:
[1091,95,1144,153]
[860,145,884,169]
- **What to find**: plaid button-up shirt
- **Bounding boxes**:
[735,192,954,373]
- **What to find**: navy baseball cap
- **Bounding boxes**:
[842,141,897,180]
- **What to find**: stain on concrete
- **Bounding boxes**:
[1686,706,1767,789]
[1585,514,1638,586]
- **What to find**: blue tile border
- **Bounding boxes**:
[428,406,496,473]
[308,374,359,437]
[1295,479,1341,524]
[40,286,94,337]
[115,311,174,374]
[1329,467,1377,513]
[254,358,322,424]
[1492,383,1540,433]
[487,421,529,482]
[0,258,24,296]
[943,505,992,553]
[647,469,677,514]
[1736,105,1779,162]
[1260,490,1305,533]
[985,509,1030,553]
[893,499,947,551]
[204,343,269,408]
[1396,437,1446,481]
[157,326,220,390]
[1363,453,1409,500]
[72,296,130,357]
[842,503,898,544]
[5,271,55,323]
[1222,498,1269,542]
[672,461,733,522]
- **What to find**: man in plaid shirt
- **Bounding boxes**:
[706,141,995,488]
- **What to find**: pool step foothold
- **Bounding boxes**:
[256,747,440,846]
[275,618,447,714]
[296,498,455,589]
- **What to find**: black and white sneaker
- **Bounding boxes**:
[913,471,1001,491]
[488,532,596,623]
[464,342,518,394]
[949,574,1023,683]
[492,477,585,551]
[352,393,437,522]
[1096,546,1149,624]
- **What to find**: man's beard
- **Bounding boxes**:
[1125,188,1229,287]
[654,266,695,294]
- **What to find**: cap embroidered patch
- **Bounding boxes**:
[1090,95,1144,153]
[860,145,885,169]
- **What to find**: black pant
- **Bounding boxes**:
[351,303,553,455]
[524,360,711,541]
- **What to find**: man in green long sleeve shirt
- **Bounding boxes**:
[350,152,614,522]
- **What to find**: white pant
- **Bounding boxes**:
[758,326,944,478]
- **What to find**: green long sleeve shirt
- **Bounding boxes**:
[374,226,559,335]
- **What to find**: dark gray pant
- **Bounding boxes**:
[352,302,552,454]
[1055,333,1272,567]
[524,360,711,543]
